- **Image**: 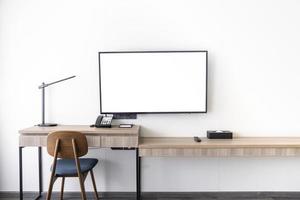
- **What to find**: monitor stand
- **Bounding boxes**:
[113,113,137,119]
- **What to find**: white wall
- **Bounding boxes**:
[1,0,300,192]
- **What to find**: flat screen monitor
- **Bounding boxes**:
[99,51,207,114]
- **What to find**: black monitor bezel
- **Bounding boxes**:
[98,50,208,114]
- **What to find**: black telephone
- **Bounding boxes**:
[93,115,113,128]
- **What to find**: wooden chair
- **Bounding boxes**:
[46,131,99,200]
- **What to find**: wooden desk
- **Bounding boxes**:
[139,137,300,157]
[19,127,300,200]
[18,125,140,200]
[137,137,300,196]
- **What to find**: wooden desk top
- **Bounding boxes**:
[139,137,300,157]
[139,137,300,148]
[19,125,140,136]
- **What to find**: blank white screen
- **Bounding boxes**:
[100,51,207,113]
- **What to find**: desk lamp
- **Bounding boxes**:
[37,75,76,127]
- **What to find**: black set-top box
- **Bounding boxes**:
[207,130,233,139]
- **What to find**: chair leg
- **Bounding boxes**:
[82,172,88,182]
[46,175,57,200]
[78,173,87,200]
[90,170,99,200]
[72,139,87,200]
[47,139,59,200]
[60,177,65,200]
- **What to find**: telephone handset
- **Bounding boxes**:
[94,115,113,128]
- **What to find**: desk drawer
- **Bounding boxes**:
[19,135,138,148]
[20,135,101,147]
[86,136,101,147]
[19,135,47,147]
[101,136,138,148]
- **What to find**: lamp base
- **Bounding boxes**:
[38,123,58,127]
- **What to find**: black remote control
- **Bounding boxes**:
[194,136,201,142]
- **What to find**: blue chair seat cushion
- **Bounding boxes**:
[53,158,98,176]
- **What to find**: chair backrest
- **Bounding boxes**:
[47,131,88,159]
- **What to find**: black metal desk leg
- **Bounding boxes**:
[136,148,141,200]
[33,147,43,200]
[19,147,23,200]
[19,147,43,200]
[38,147,43,198]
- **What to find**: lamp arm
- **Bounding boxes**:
[38,75,76,89]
